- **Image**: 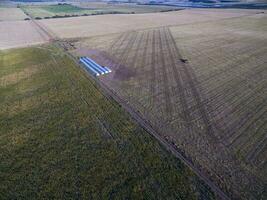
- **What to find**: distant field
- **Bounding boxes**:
[40,9,260,39]
[71,10,267,199]
[0,46,214,199]
[0,20,47,50]
[76,2,181,14]
[22,3,180,18]
[0,7,27,21]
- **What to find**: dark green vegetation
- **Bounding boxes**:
[0,46,215,199]
[21,4,92,18]
[43,4,84,13]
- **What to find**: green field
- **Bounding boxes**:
[77,2,180,14]
[0,46,215,199]
[22,4,99,18]
[21,3,180,18]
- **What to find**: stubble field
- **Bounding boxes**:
[0,20,48,50]
[40,9,261,39]
[71,10,267,200]
[0,7,27,21]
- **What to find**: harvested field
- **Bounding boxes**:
[0,7,27,21]
[170,12,267,173]
[40,9,261,39]
[22,4,101,18]
[72,11,267,200]
[75,2,181,14]
[0,21,48,50]
[0,45,215,199]
[1,6,266,199]
[22,3,180,18]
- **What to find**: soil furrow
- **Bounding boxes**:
[158,28,173,121]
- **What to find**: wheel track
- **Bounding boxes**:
[107,32,133,68]
[246,135,267,165]
[149,30,157,111]
[129,31,146,99]
[166,28,217,142]
[132,30,150,109]
[112,32,138,72]
[158,28,173,121]
[227,101,267,148]
[162,27,192,130]
[127,32,145,75]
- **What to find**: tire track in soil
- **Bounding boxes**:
[162,27,192,131]
[108,32,128,56]
[225,95,266,148]
[127,32,145,75]
[149,30,157,111]
[107,32,133,68]
[134,31,149,108]
[193,50,267,143]
[227,102,267,149]
[246,133,267,165]
[107,32,136,71]
[153,30,165,118]
[112,32,138,72]
[158,28,173,121]
[127,31,146,101]
[166,28,217,142]
[108,33,126,53]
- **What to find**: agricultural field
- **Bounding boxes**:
[40,8,261,39]
[0,46,215,199]
[71,10,267,199]
[75,2,181,14]
[21,4,103,18]
[0,20,48,50]
[0,7,27,21]
[1,5,266,199]
[21,3,180,19]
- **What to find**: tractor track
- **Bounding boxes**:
[128,32,145,75]
[104,32,132,69]
[112,32,138,72]
[136,31,150,96]
[149,30,157,110]
[158,28,173,121]
[166,28,217,142]
[162,27,192,129]
[116,33,138,69]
